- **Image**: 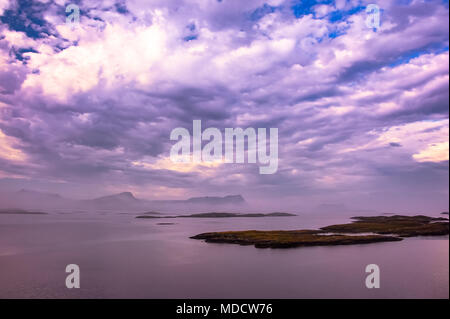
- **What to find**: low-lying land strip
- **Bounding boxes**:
[191,215,449,249]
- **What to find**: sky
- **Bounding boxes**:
[0,0,448,213]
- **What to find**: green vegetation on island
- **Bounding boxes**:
[136,212,296,219]
[191,230,402,248]
[0,209,47,215]
[191,215,449,249]
[320,215,449,237]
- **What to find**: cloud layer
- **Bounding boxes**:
[0,0,448,212]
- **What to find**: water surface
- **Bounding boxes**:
[0,211,448,298]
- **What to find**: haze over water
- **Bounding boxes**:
[0,210,447,299]
[0,0,448,300]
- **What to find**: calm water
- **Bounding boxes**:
[0,211,448,298]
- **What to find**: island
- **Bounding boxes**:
[320,215,449,237]
[136,212,296,219]
[191,215,449,249]
[0,209,47,215]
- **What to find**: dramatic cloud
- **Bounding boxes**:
[0,0,448,212]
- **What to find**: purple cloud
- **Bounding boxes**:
[0,0,448,213]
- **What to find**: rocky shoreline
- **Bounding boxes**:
[191,215,449,249]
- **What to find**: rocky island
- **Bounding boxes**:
[136,212,296,219]
[320,215,449,237]
[191,215,449,249]
[0,209,47,215]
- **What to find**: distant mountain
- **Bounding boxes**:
[150,194,246,207]
[185,195,246,205]
[315,203,377,214]
[0,189,246,211]
[315,203,349,213]
[87,193,248,210]
[82,192,141,209]
[16,189,63,201]
[12,189,70,207]
[90,191,138,204]
[0,189,73,210]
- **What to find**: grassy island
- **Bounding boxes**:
[191,215,449,249]
[320,215,449,237]
[191,230,402,248]
[136,212,296,219]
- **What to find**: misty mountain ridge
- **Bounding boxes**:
[83,191,140,209]
[0,189,247,211]
[17,189,63,200]
[186,195,245,205]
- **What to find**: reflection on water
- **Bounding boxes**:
[0,211,448,298]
